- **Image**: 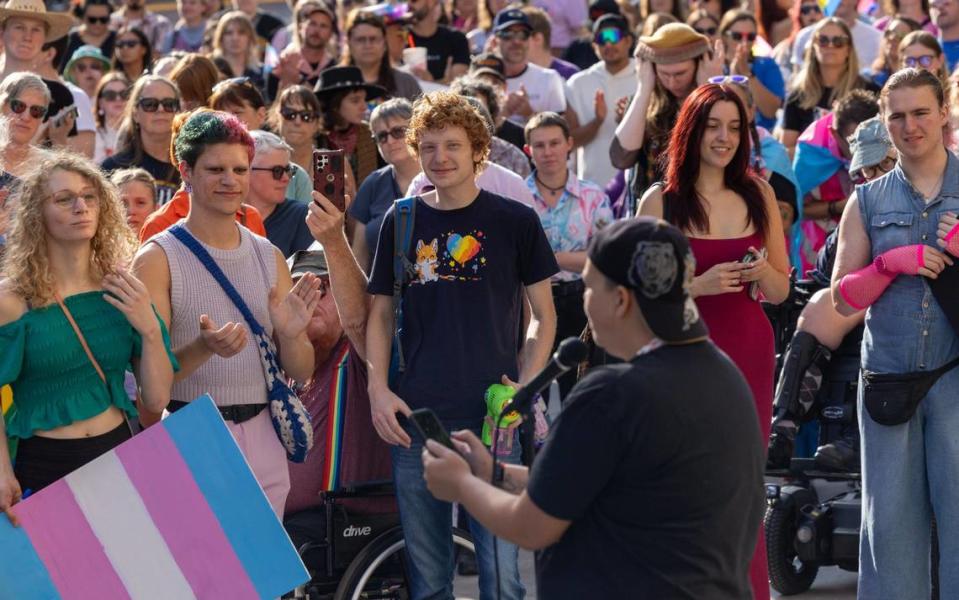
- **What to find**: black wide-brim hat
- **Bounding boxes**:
[313,66,387,101]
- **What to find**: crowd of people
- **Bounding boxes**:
[0,0,957,597]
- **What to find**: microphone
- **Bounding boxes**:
[498,337,589,423]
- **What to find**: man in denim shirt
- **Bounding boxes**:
[831,69,959,598]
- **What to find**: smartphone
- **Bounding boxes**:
[740,248,767,300]
[313,149,345,212]
[409,408,456,452]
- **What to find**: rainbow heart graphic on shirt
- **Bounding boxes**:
[447,233,481,265]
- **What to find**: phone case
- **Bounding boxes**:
[313,149,345,212]
[409,408,455,450]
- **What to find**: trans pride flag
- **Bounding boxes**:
[0,395,309,599]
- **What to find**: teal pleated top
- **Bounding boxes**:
[0,291,178,440]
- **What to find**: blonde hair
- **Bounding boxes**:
[795,18,861,111]
[2,152,136,307]
[212,11,261,70]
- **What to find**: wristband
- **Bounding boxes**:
[944,221,959,257]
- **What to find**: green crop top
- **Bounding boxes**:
[0,291,179,440]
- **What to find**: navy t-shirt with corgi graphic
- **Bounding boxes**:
[368,190,558,428]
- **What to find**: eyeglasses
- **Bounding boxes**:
[708,74,750,86]
[86,15,109,24]
[800,4,822,14]
[100,88,130,102]
[137,97,180,113]
[856,156,897,183]
[115,39,141,49]
[372,125,407,144]
[351,34,383,46]
[49,190,100,210]
[8,98,47,119]
[252,163,295,180]
[280,107,318,122]
[73,61,105,74]
[496,29,530,41]
[904,55,936,68]
[815,34,850,48]
[725,31,757,43]
[694,26,717,36]
[594,28,624,46]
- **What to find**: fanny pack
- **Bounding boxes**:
[862,354,959,426]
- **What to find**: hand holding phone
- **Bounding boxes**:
[313,149,345,212]
[409,408,457,453]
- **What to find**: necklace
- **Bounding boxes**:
[535,171,567,195]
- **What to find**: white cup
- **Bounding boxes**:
[403,47,428,72]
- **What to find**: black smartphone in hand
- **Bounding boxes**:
[409,408,456,452]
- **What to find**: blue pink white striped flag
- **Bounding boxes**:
[0,395,310,599]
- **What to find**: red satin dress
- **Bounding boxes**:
[689,231,774,600]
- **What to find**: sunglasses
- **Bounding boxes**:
[280,107,318,123]
[372,125,407,144]
[815,34,850,48]
[594,27,624,46]
[904,55,936,68]
[100,88,131,102]
[86,15,109,24]
[74,61,105,74]
[137,97,180,113]
[252,163,295,180]
[725,31,757,42]
[496,29,530,41]
[800,4,822,14]
[708,74,750,86]
[884,28,907,41]
[694,26,718,36]
[8,98,47,119]
[213,76,255,93]
[115,39,141,49]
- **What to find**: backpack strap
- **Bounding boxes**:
[392,196,417,373]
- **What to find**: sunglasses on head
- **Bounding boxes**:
[137,97,180,113]
[694,26,717,36]
[213,76,255,93]
[100,88,131,102]
[800,4,822,14]
[280,107,318,122]
[496,28,530,41]
[725,31,757,42]
[904,55,936,68]
[86,15,109,24]
[8,98,47,119]
[115,39,141,49]
[372,125,407,144]
[816,34,850,48]
[708,74,750,87]
[594,27,624,46]
[252,163,295,180]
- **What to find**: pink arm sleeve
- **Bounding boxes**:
[838,245,924,310]
[944,222,959,257]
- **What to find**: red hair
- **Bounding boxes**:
[661,83,769,238]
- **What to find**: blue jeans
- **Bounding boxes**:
[391,428,525,600]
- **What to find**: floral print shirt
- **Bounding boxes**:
[526,170,614,281]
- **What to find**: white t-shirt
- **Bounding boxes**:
[791,20,881,74]
[406,161,535,207]
[65,82,95,134]
[505,62,567,126]
[567,58,638,189]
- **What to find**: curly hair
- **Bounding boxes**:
[406,91,491,171]
[173,110,255,168]
[2,152,137,307]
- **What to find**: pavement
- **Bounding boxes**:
[452,551,859,599]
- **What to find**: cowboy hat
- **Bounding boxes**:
[0,0,75,43]
[313,66,386,102]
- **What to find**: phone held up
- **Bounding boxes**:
[313,148,345,212]
[409,408,458,454]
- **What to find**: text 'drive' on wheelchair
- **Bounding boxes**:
[285,480,474,600]
[761,273,863,596]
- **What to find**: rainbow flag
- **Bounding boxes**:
[0,395,309,599]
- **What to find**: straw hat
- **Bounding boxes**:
[0,0,75,43]
[634,23,710,65]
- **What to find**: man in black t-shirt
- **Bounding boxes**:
[423,218,765,599]
[406,0,469,83]
[367,91,557,599]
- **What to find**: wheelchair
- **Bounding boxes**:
[761,275,863,596]
[285,480,475,600]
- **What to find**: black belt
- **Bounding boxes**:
[551,279,584,297]
[167,400,267,424]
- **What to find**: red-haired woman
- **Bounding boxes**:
[638,82,790,600]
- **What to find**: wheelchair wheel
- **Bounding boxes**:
[765,502,819,595]
[334,526,474,600]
